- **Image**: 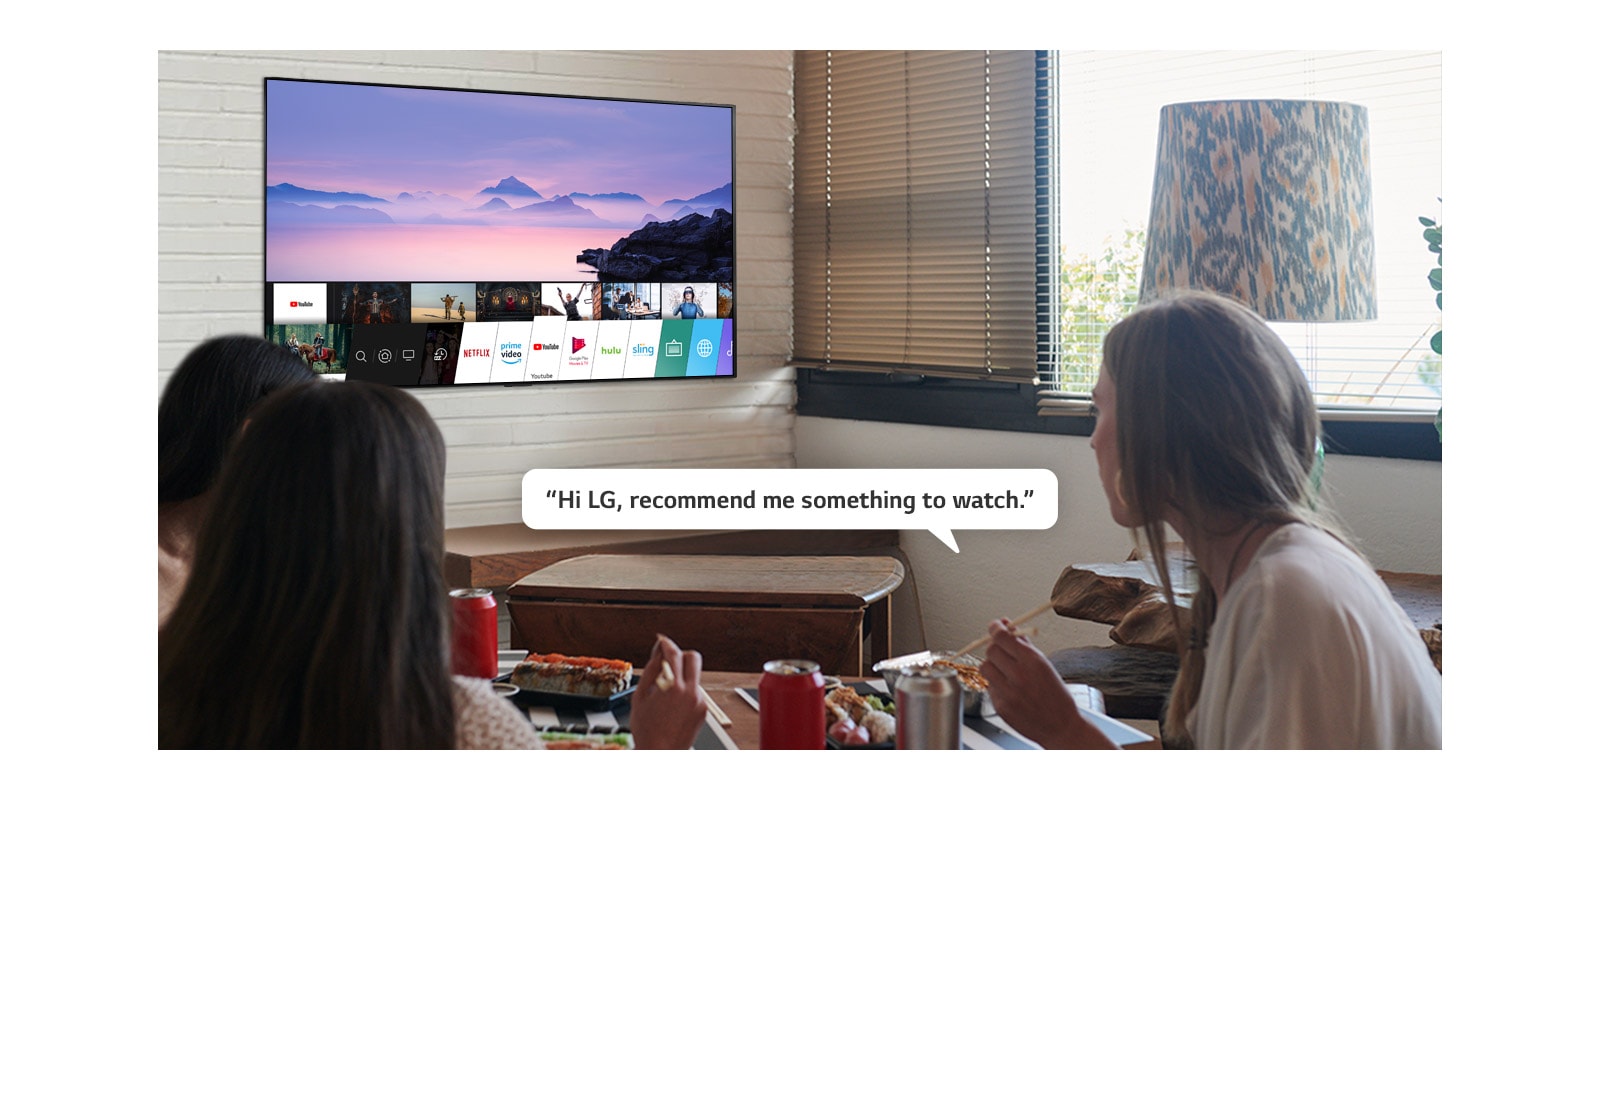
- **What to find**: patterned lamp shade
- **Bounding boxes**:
[1139,99,1377,321]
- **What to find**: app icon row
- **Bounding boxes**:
[266,317,734,385]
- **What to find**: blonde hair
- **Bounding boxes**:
[1101,290,1330,745]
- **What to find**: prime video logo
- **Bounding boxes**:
[500,344,523,362]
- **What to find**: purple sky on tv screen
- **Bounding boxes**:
[265,79,734,282]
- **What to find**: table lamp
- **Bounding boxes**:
[1138,99,1376,321]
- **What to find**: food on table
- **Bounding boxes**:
[859,710,895,746]
[535,729,633,750]
[825,686,896,745]
[509,652,634,698]
[828,717,872,746]
[931,656,989,691]
[825,686,870,719]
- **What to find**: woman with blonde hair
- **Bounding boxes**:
[981,290,1441,749]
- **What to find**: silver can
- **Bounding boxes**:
[895,665,963,750]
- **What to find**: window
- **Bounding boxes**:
[794,51,1443,458]
[1042,50,1444,416]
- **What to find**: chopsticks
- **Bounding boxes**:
[954,597,1063,657]
[702,692,733,727]
[657,655,733,727]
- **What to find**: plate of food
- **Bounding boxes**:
[533,728,635,750]
[499,651,637,710]
[872,650,990,716]
[824,685,897,749]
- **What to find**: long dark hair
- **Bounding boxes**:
[1102,290,1330,744]
[158,334,318,504]
[159,382,456,749]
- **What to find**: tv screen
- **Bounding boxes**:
[263,77,735,386]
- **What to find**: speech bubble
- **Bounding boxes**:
[522,468,1058,552]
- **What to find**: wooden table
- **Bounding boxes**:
[696,672,1160,750]
[507,554,905,676]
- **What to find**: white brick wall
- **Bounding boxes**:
[158,49,797,528]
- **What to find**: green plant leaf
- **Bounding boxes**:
[1431,331,1442,355]
[1418,216,1436,227]
[1423,227,1442,247]
[1428,268,1442,290]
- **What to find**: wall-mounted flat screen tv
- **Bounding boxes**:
[263,77,735,386]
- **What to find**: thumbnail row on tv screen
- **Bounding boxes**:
[266,280,733,384]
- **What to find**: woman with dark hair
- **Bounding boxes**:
[981,290,1441,749]
[158,334,318,624]
[159,381,705,749]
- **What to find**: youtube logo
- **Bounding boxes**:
[274,283,326,326]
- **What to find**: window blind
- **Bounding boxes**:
[794,50,1040,383]
[1037,50,1443,416]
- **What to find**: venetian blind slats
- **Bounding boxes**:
[794,50,1039,382]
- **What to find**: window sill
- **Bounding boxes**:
[796,368,1442,462]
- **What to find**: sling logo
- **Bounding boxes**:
[631,343,656,357]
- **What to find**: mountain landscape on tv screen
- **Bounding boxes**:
[266,178,732,231]
[265,80,733,282]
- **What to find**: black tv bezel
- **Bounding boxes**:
[261,74,737,389]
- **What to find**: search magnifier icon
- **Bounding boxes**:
[354,350,367,362]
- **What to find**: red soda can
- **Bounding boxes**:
[449,587,499,679]
[759,659,826,750]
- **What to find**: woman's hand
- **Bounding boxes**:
[630,634,707,750]
[979,620,1114,749]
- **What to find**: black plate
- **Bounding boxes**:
[825,734,895,750]
[494,676,638,712]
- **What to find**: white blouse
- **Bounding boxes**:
[1189,525,1442,749]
